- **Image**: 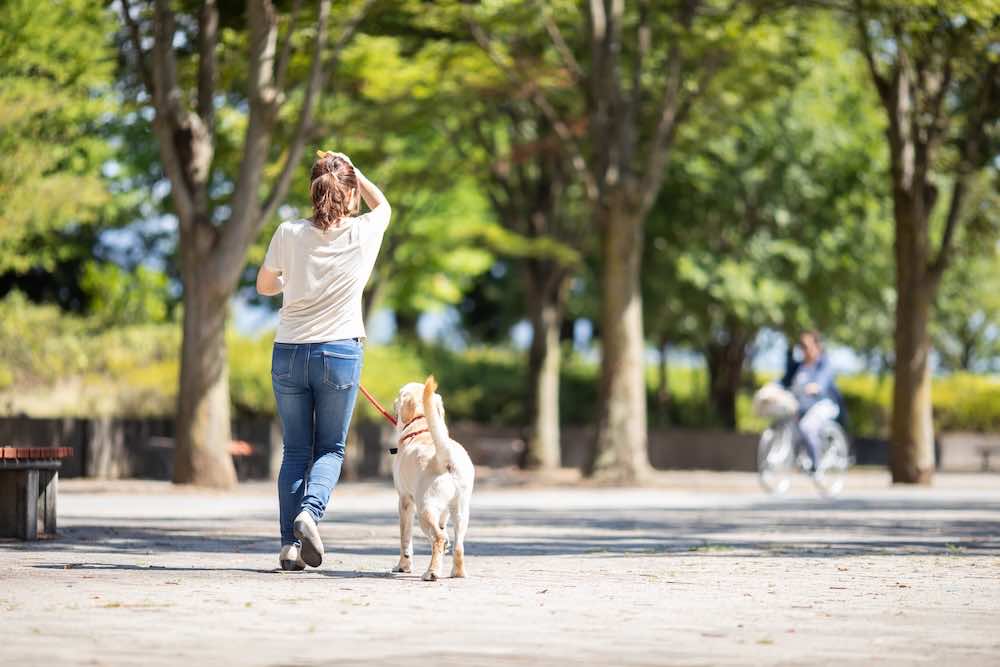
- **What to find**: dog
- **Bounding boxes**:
[390,376,474,581]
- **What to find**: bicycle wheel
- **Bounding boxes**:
[812,421,850,496]
[758,420,797,494]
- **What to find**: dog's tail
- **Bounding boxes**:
[423,375,451,468]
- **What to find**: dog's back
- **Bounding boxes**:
[392,378,473,504]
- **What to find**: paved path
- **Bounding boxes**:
[2,472,999,666]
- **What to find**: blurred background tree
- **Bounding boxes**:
[113,0,376,487]
[0,0,134,311]
[851,0,999,483]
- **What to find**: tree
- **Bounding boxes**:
[337,4,587,470]
[462,107,584,469]
[241,30,500,338]
[116,0,373,487]
[852,0,999,483]
[933,172,1000,372]
[644,13,891,428]
[935,250,1000,372]
[0,0,119,305]
[469,0,773,481]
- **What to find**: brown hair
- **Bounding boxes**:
[310,154,359,230]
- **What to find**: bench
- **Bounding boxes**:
[0,447,73,540]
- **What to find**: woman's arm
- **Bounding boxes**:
[804,359,836,397]
[355,167,390,215]
[319,151,390,216]
[256,266,284,296]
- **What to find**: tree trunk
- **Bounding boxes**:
[957,322,977,372]
[589,209,650,481]
[890,200,936,484]
[705,331,750,431]
[959,343,974,373]
[394,310,419,341]
[173,238,237,488]
[522,267,567,470]
[656,338,670,420]
[362,278,384,323]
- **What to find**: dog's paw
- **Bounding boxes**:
[421,570,439,582]
[392,564,412,574]
[450,567,466,579]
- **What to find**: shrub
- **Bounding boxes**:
[1,293,998,434]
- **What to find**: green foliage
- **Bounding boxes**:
[644,15,891,355]
[932,173,1000,372]
[244,26,502,322]
[933,374,1000,432]
[838,373,1000,436]
[0,292,97,387]
[0,0,117,272]
[81,262,173,327]
[2,289,998,435]
[0,292,179,415]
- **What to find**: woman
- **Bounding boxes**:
[256,151,390,570]
[780,330,843,472]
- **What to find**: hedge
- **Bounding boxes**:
[1,294,997,434]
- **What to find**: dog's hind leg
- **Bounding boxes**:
[440,511,452,554]
[450,499,470,578]
[420,508,447,582]
[392,496,415,573]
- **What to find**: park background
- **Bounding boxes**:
[0,0,997,488]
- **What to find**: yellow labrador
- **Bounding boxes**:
[391,376,474,581]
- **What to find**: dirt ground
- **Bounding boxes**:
[2,470,999,666]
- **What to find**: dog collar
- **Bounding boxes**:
[398,428,429,446]
[402,415,425,429]
[389,416,429,455]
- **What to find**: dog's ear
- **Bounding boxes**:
[433,393,445,422]
[398,392,418,423]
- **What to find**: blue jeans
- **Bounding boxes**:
[272,339,363,546]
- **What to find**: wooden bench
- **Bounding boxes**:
[0,447,73,540]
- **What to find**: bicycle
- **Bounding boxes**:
[752,384,851,496]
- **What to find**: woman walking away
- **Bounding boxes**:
[256,151,390,570]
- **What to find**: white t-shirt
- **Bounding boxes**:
[263,206,390,343]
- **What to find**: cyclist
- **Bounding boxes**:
[780,330,844,473]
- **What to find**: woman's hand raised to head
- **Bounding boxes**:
[315,148,387,215]
[316,149,353,168]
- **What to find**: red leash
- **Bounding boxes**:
[358,383,430,455]
[358,383,397,427]
[358,382,410,454]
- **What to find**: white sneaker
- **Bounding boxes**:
[279,544,306,571]
[293,510,324,567]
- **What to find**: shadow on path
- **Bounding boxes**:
[5,499,999,560]
[29,562,409,579]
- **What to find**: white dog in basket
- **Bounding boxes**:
[752,383,799,420]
